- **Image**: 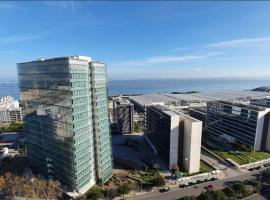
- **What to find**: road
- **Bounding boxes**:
[129,170,264,200]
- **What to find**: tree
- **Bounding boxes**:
[117,184,131,196]
[106,188,118,199]
[211,190,226,200]
[86,186,104,200]
[0,176,5,192]
[263,168,270,183]
[248,179,261,192]
[223,187,237,199]
[232,183,246,197]
[197,191,214,200]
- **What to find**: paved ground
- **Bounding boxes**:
[129,169,266,200]
[112,133,168,171]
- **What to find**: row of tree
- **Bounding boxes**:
[83,184,132,200]
[0,122,23,133]
[180,181,257,200]
[84,170,165,200]
[0,173,62,200]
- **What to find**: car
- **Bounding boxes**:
[159,187,170,193]
[204,184,214,190]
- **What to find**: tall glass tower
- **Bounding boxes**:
[17,56,113,193]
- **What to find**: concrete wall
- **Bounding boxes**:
[169,115,180,168]
[255,108,270,151]
[181,115,202,173]
[265,114,270,151]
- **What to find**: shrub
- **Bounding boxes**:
[86,186,104,200]
[223,186,237,199]
[117,184,131,196]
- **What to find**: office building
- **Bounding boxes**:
[17,56,112,193]
[0,96,22,124]
[144,105,202,173]
[188,107,207,127]
[113,97,134,134]
[250,98,270,108]
[206,101,270,151]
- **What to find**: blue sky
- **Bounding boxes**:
[0,1,270,80]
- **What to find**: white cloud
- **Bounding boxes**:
[43,1,87,11]
[0,3,23,10]
[171,47,185,52]
[114,55,206,66]
[192,68,202,72]
[206,37,270,48]
[0,32,51,46]
[113,51,222,67]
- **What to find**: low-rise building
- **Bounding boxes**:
[144,105,202,173]
[206,101,270,151]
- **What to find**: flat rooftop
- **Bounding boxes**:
[130,90,270,107]
[18,55,92,64]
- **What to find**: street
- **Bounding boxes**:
[129,169,266,200]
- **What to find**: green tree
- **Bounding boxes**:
[223,187,237,199]
[232,183,246,197]
[117,184,131,196]
[263,168,270,183]
[86,186,104,200]
[211,190,226,200]
[248,179,261,192]
[197,191,214,200]
[151,173,165,187]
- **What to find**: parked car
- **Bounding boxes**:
[159,186,170,193]
[204,184,214,190]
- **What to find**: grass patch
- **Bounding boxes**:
[240,151,270,161]
[213,151,247,165]
[213,150,270,165]
[200,160,215,173]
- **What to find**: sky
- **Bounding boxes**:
[0,1,270,80]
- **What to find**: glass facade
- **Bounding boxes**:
[206,101,262,148]
[17,56,112,193]
[90,62,113,183]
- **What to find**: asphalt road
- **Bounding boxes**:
[130,170,264,200]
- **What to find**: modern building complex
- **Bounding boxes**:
[17,56,112,193]
[0,96,22,124]
[113,97,134,134]
[206,101,270,151]
[144,105,202,173]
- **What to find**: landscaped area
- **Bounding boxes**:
[213,150,270,165]
[200,160,215,173]
[83,169,165,200]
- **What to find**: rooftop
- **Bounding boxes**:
[17,55,92,64]
[129,90,270,107]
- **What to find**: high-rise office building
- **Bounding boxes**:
[17,56,112,194]
[144,105,202,173]
[113,97,134,134]
[206,101,270,151]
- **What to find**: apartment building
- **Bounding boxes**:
[0,96,22,124]
[144,105,202,173]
